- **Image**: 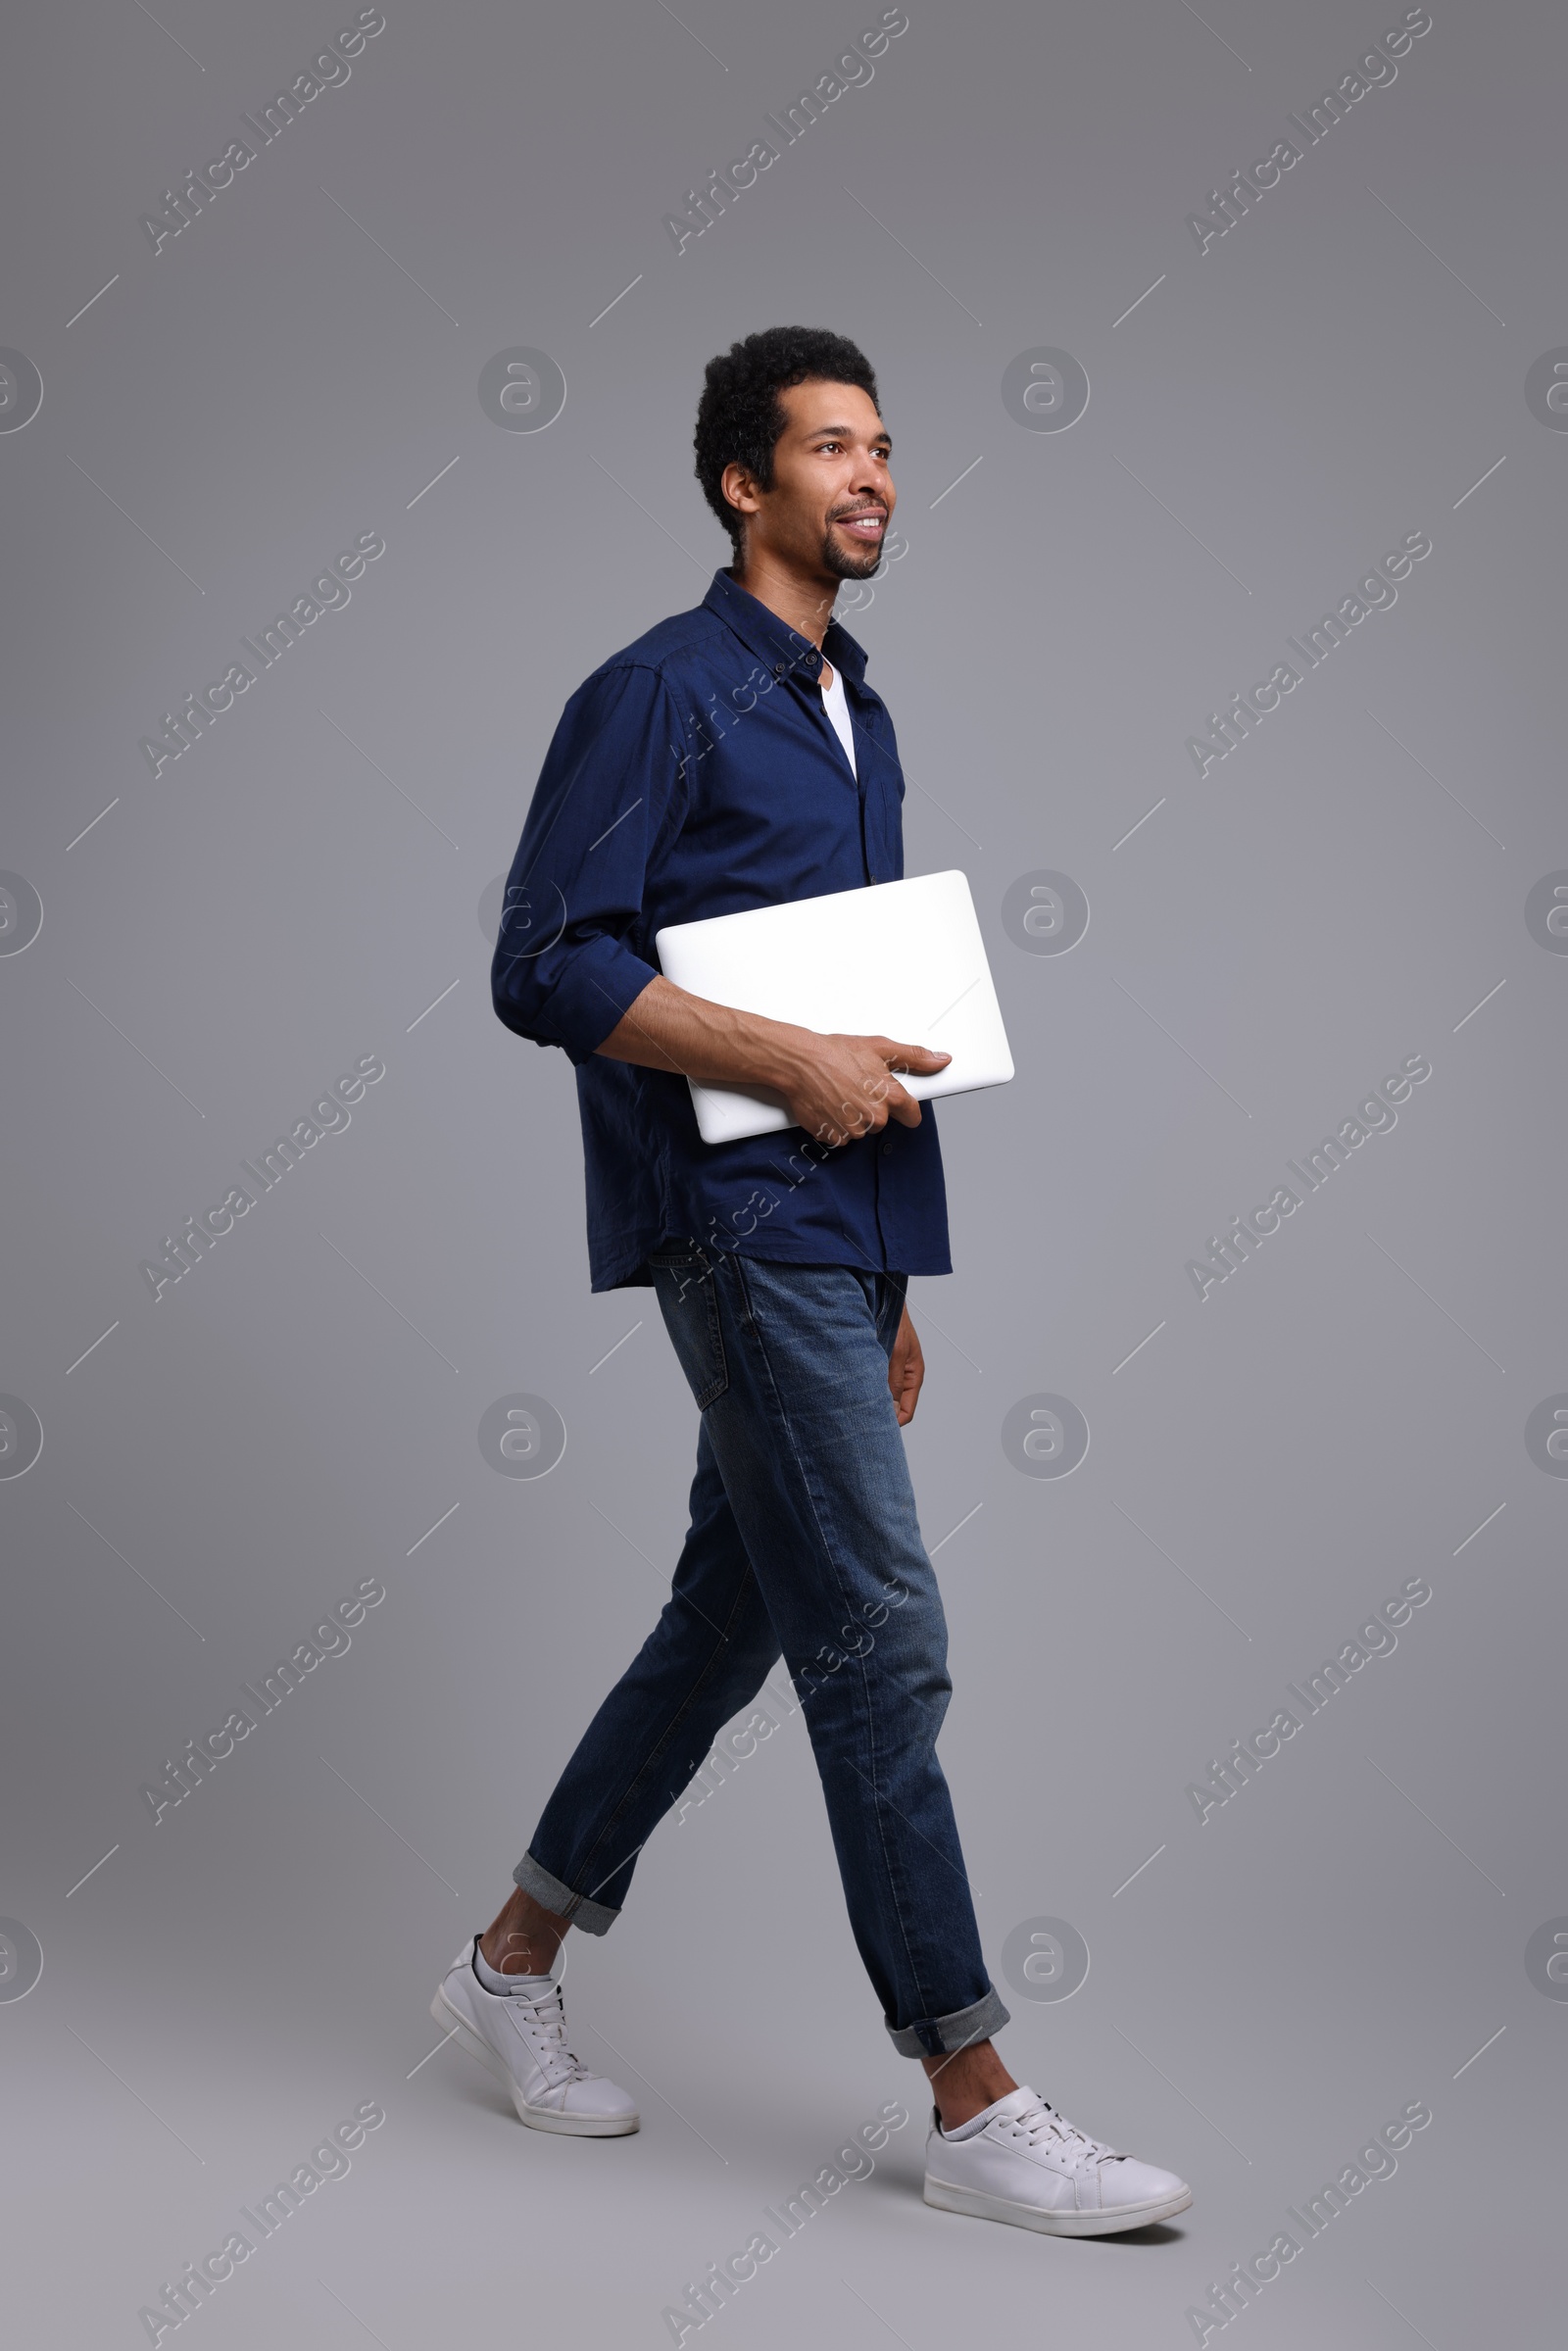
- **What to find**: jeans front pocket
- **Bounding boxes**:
[649,1254,729,1410]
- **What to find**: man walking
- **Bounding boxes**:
[433,327,1191,2235]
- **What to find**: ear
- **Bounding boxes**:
[720,460,761,519]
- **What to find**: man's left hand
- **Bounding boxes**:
[888,1302,925,1426]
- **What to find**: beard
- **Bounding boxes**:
[819,513,886,581]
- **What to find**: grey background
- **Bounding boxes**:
[2,1,1561,2342]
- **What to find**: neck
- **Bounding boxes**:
[732,549,841,650]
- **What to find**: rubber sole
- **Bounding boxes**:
[924,2173,1192,2235]
[429,1987,640,2136]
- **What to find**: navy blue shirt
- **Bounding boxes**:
[491,568,953,1292]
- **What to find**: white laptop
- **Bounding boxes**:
[654,870,1014,1145]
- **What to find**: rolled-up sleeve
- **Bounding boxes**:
[491,661,685,1066]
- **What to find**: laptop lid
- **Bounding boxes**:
[654,869,1014,1145]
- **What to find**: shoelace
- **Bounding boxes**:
[509,1984,591,2088]
[1005,2097,1120,2169]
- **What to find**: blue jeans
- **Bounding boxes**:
[515,1246,1009,2058]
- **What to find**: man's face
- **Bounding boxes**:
[726,379,895,583]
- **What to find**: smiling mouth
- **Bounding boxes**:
[835,511,886,539]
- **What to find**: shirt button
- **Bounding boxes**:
[772,662,784,677]
[881,1139,893,1155]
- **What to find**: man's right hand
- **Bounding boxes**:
[770,1029,952,1148]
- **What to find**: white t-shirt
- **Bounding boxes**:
[819,663,858,779]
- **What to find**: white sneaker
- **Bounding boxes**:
[430,1935,639,2136]
[924,2085,1191,2234]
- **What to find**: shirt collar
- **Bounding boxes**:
[703,567,869,689]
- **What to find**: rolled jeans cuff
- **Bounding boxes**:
[886,1983,1011,2059]
[514,1849,621,1937]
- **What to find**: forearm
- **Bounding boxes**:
[594,975,950,1148]
[595,973,804,1091]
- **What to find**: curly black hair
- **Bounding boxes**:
[694,326,880,554]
